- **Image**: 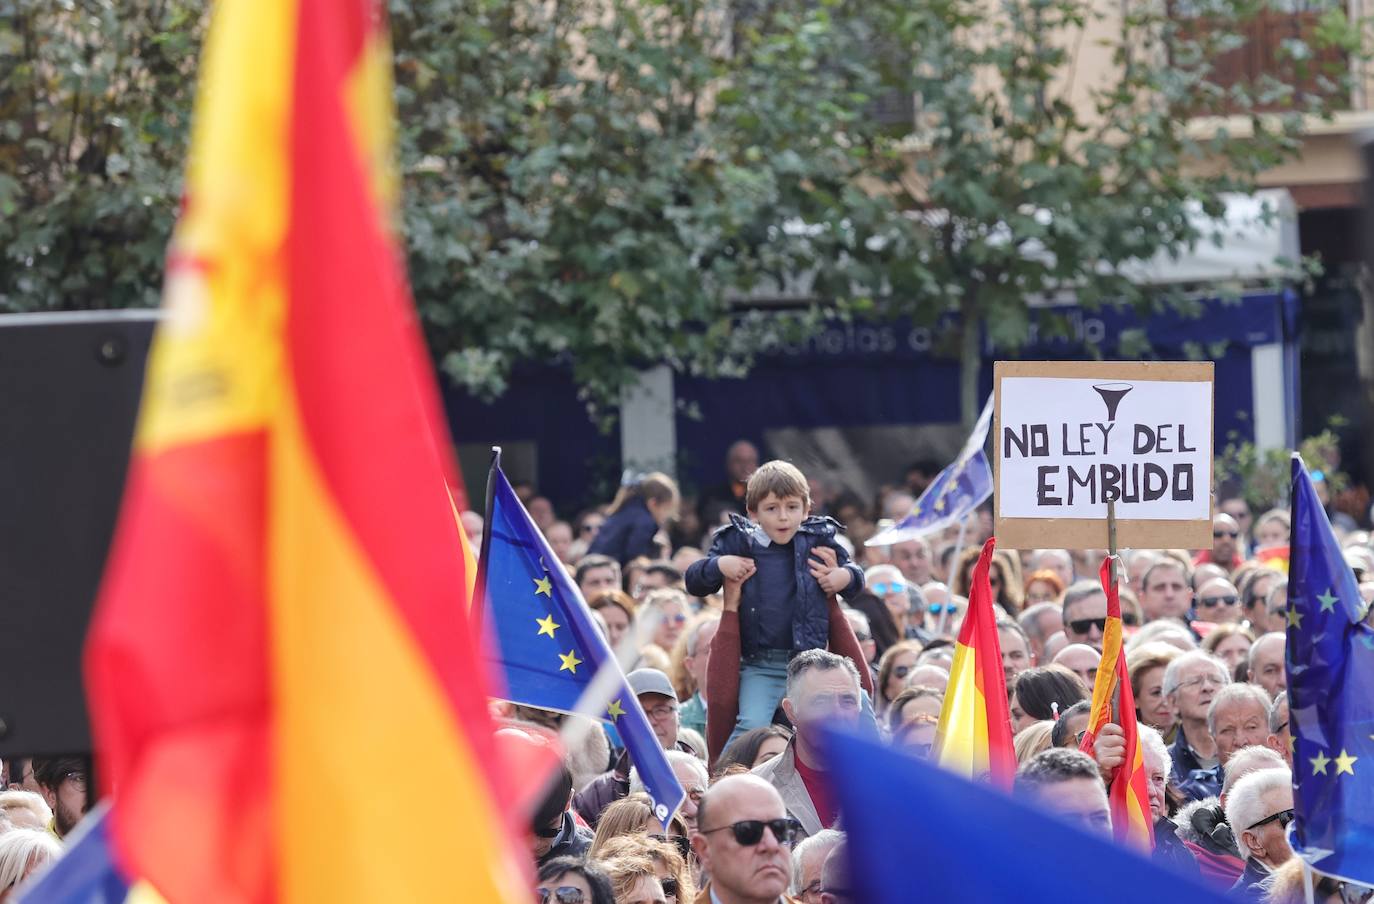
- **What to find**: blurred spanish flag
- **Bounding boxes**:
[934,538,1017,789]
[83,0,527,901]
[1079,558,1155,851]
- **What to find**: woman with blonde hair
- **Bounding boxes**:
[599,854,668,904]
[594,835,695,904]
[0,829,62,902]
[1127,642,1183,739]
[588,794,689,861]
[1014,721,1055,763]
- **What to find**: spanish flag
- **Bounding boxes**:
[84,1,527,901]
[1079,558,1155,851]
[935,537,1016,789]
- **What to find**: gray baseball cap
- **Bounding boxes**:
[627,668,675,700]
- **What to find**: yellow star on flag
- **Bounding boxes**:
[559,650,582,674]
[1318,589,1339,613]
[1311,751,1331,775]
[1334,749,1358,776]
[607,699,626,721]
[1288,733,1297,754]
[536,614,560,638]
[1286,607,1304,629]
[533,575,553,597]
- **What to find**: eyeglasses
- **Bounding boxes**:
[700,818,801,847]
[1214,530,1239,538]
[537,886,585,904]
[1068,617,1107,635]
[872,581,907,596]
[1199,594,1239,608]
[1176,674,1225,692]
[580,523,603,535]
[894,664,913,679]
[1121,612,1139,626]
[928,603,961,615]
[1245,808,1294,831]
[645,703,679,720]
[63,771,88,792]
[661,876,678,898]
[855,631,873,643]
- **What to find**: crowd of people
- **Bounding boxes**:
[469,440,1374,903]
[4,439,1374,903]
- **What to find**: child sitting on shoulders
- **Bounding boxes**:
[685,460,866,747]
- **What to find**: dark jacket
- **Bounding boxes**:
[571,741,695,826]
[1170,727,1221,801]
[537,811,594,868]
[587,498,661,565]
[685,514,864,657]
[1227,858,1271,901]
[1152,817,1201,878]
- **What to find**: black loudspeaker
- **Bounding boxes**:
[0,311,157,756]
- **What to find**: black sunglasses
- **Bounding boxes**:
[537,887,585,904]
[1246,808,1294,831]
[700,818,801,847]
[661,876,678,898]
[649,833,692,860]
[1069,617,1107,635]
[1121,612,1139,627]
[1214,530,1239,538]
[894,664,913,679]
[1199,594,1239,608]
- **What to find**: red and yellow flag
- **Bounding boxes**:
[84,1,527,901]
[935,537,1017,790]
[1079,557,1155,851]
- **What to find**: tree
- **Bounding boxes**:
[0,1,204,312]
[838,0,1359,429]
[389,0,895,420]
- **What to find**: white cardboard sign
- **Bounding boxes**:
[994,361,1214,550]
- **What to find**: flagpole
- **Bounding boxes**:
[1107,499,1120,725]
[942,516,969,636]
[469,446,501,640]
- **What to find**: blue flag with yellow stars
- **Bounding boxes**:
[1287,453,1374,885]
[16,804,132,903]
[475,454,684,828]
[869,396,993,546]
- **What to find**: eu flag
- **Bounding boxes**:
[869,396,993,545]
[476,453,684,827]
[1287,454,1374,884]
[16,805,131,903]
[821,727,1227,903]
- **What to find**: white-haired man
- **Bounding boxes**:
[632,749,709,836]
[1178,684,1272,801]
[1246,633,1286,700]
[1163,650,1230,799]
[790,829,843,904]
[1224,767,1294,900]
[1264,692,1292,767]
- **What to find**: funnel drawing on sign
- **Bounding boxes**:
[1093,383,1132,421]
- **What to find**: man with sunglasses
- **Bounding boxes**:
[691,774,801,904]
[1061,580,1108,651]
[1195,577,1243,626]
[752,650,864,841]
[1223,766,1294,901]
[1195,513,1244,572]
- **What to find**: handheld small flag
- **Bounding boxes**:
[1287,454,1374,885]
[823,727,1228,903]
[477,453,686,827]
[868,397,993,546]
[1079,557,1155,851]
[934,536,1016,789]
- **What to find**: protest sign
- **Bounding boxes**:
[994,361,1214,549]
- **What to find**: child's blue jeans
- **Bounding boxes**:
[726,649,877,751]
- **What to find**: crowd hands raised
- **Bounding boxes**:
[463,440,1374,904]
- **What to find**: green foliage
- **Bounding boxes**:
[1214,423,1347,512]
[0,1,205,311]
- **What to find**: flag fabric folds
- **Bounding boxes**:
[823,727,1228,904]
[868,397,993,545]
[478,455,686,827]
[83,0,527,901]
[1079,557,1155,851]
[1286,454,1374,885]
[934,536,1016,789]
